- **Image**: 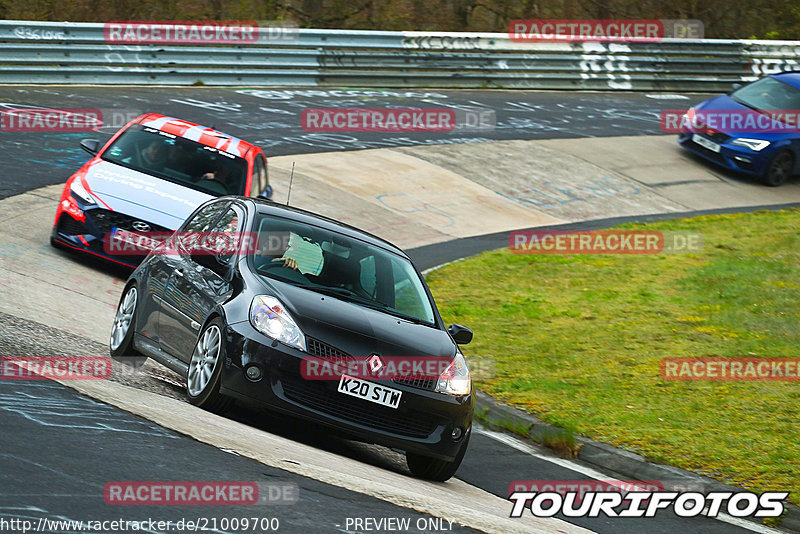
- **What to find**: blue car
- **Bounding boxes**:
[678,72,800,186]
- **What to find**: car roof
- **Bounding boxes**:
[236,197,410,259]
[771,72,800,89]
[134,113,255,158]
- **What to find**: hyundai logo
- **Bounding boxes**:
[367,354,384,376]
[131,221,151,232]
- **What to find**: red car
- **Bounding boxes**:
[51,113,273,267]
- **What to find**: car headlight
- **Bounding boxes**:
[70,178,96,204]
[249,295,306,351]
[435,352,471,396]
[731,138,771,151]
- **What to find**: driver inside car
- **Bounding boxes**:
[258,230,324,275]
[199,161,234,191]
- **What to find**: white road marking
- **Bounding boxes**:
[645,94,690,99]
[475,426,784,533]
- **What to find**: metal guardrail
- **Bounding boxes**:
[1,20,799,90]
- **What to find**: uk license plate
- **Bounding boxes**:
[337,374,402,409]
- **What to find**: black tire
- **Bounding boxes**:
[186,318,233,413]
[109,283,147,368]
[761,150,794,187]
[406,429,470,482]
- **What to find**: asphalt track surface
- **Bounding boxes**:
[0,87,784,534]
[0,86,707,199]
[0,379,478,534]
[0,311,754,534]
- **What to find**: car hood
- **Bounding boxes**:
[694,94,748,113]
[266,279,455,359]
[83,160,213,230]
[693,94,792,141]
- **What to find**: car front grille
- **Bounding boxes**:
[686,139,726,163]
[306,338,439,392]
[87,209,170,235]
[280,375,439,438]
[305,337,358,370]
[306,337,350,360]
[705,131,731,143]
[56,213,86,236]
[394,376,438,392]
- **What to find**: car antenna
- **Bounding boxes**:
[286,162,295,206]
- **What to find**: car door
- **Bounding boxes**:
[159,203,243,361]
[158,200,231,359]
[139,233,182,343]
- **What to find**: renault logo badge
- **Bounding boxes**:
[367,354,383,376]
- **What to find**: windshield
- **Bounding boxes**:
[101,124,248,196]
[731,76,800,112]
[250,214,436,325]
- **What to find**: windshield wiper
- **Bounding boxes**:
[301,285,381,305]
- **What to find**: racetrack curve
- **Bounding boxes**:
[2,87,799,534]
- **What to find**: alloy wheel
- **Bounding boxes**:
[110,287,137,351]
[187,325,221,396]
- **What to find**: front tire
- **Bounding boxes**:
[761,150,793,187]
[186,319,233,413]
[109,284,147,368]
[406,429,470,482]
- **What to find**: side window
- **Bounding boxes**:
[390,257,432,322]
[211,208,239,234]
[208,207,240,264]
[251,155,267,197]
[182,201,229,232]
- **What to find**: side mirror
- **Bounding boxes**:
[80,138,100,155]
[448,324,473,345]
[257,185,273,200]
[190,247,228,274]
[729,82,742,94]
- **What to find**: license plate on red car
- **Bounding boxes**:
[338,374,402,409]
[110,228,160,252]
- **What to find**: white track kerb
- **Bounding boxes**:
[2,134,800,532]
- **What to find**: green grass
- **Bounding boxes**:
[427,208,800,504]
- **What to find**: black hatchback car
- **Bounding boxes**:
[110,196,474,481]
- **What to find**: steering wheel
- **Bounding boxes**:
[256,260,310,283]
